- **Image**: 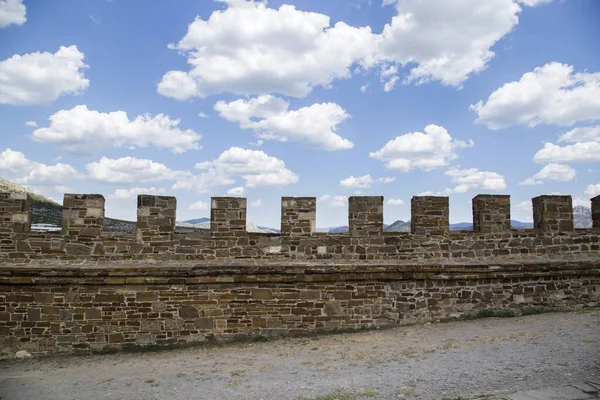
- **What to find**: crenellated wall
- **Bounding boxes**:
[1,192,599,357]
[0,193,599,264]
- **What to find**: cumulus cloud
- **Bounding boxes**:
[445,168,507,193]
[369,124,473,172]
[317,194,348,208]
[533,125,600,164]
[173,147,298,192]
[340,174,373,188]
[471,63,600,129]
[32,105,201,154]
[585,184,600,197]
[189,201,209,210]
[24,121,37,127]
[0,0,26,28]
[250,199,262,207]
[110,187,167,200]
[377,177,395,183]
[158,0,545,99]
[340,174,396,188]
[86,157,189,184]
[227,186,245,196]
[387,199,404,205]
[0,46,89,105]
[520,163,577,185]
[330,195,348,208]
[378,0,525,88]
[0,148,82,187]
[215,95,353,150]
[158,1,378,99]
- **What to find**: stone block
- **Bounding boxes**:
[62,194,105,237]
[592,195,600,228]
[210,197,247,238]
[411,196,449,235]
[472,194,510,233]
[136,195,177,243]
[532,195,573,232]
[0,193,32,233]
[281,197,316,236]
[348,196,383,237]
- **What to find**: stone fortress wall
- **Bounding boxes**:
[0,193,599,263]
[0,192,599,357]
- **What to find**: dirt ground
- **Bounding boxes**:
[1,310,599,400]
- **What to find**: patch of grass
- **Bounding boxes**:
[294,389,379,400]
[176,373,186,378]
[229,379,244,386]
[520,307,554,316]
[230,369,246,376]
[476,309,517,319]
[144,379,155,384]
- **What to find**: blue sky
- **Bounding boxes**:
[1,0,599,228]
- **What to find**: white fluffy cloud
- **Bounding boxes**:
[24,121,37,127]
[227,186,245,196]
[159,0,545,99]
[0,148,82,187]
[520,163,576,185]
[110,187,167,200]
[533,125,600,164]
[340,174,373,188]
[330,196,348,208]
[173,147,298,192]
[86,157,188,184]
[445,168,507,193]
[317,194,347,208]
[369,125,473,172]
[0,0,26,28]
[471,63,600,129]
[339,174,396,188]
[0,46,89,105]
[387,199,404,205]
[585,184,600,197]
[32,105,201,154]
[215,95,353,150]
[158,1,378,99]
[189,201,209,210]
[378,0,523,87]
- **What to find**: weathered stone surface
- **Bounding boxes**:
[472,195,511,233]
[0,193,32,234]
[533,195,573,232]
[281,197,316,236]
[411,196,449,235]
[62,194,105,238]
[592,195,600,228]
[0,260,597,356]
[136,195,177,244]
[349,196,383,237]
[211,197,247,238]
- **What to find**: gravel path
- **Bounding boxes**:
[1,310,599,400]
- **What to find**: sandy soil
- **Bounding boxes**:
[1,310,599,400]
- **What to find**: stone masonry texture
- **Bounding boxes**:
[62,194,105,238]
[472,194,511,233]
[533,195,574,232]
[136,195,177,244]
[0,193,31,234]
[0,261,598,357]
[411,196,449,235]
[211,197,247,238]
[349,196,383,237]
[0,192,599,357]
[592,195,600,229]
[281,197,316,236]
